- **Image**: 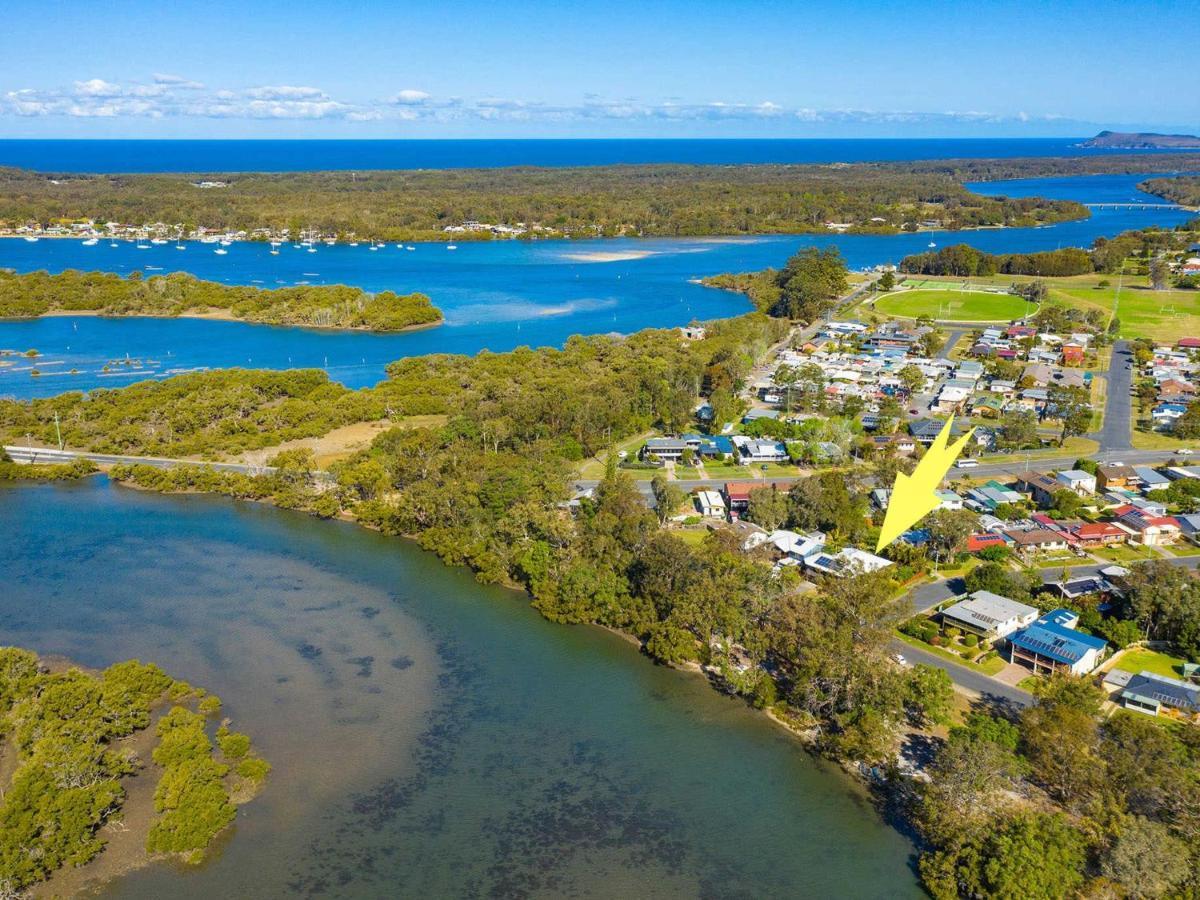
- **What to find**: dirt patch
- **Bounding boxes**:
[234,416,448,468]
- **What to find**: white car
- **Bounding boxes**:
[1179,449,1195,456]
[892,653,909,666]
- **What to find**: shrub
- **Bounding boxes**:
[964,634,979,647]
[961,648,976,661]
[945,626,961,640]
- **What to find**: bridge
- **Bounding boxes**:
[1083,202,1184,209]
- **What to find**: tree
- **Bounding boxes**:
[746,485,789,531]
[1046,384,1092,443]
[878,270,895,291]
[1101,816,1191,899]
[905,664,954,727]
[770,247,849,322]
[925,508,975,562]
[650,474,685,525]
[1149,257,1171,291]
[998,409,1039,449]
[898,364,926,396]
[1020,676,1105,806]
[921,812,1087,900]
[1048,488,1084,519]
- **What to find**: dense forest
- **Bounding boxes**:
[896,153,1200,182]
[703,246,848,321]
[0,648,269,894]
[897,221,1200,277]
[1140,175,1200,208]
[0,269,443,331]
[0,163,1087,239]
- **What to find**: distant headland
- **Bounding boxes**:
[1078,130,1200,149]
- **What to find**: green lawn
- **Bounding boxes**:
[1113,647,1194,679]
[894,631,1007,676]
[874,288,1036,322]
[1094,543,1161,563]
[674,528,711,546]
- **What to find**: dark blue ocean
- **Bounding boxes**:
[0,138,1194,173]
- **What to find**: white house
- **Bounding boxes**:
[1055,470,1097,495]
[696,490,727,519]
[939,590,1040,640]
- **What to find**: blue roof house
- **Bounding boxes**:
[1009,609,1109,676]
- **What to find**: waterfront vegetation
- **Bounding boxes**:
[0,269,443,331]
[0,163,1089,239]
[1140,175,1200,208]
[0,648,268,895]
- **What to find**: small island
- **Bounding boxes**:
[0,269,444,332]
[1078,130,1200,150]
[0,647,269,896]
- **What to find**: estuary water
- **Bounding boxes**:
[0,175,1191,400]
[0,478,922,898]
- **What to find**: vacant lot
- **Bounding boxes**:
[874,288,1036,322]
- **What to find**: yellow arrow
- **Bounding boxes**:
[875,416,975,552]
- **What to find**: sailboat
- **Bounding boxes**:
[446,244,458,251]
[136,241,151,250]
[176,242,186,250]
[82,238,99,246]
[150,238,168,245]
[369,244,379,251]
[270,247,280,255]
[928,241,937,248]
[214,247,228,255]
[405,245,415,251]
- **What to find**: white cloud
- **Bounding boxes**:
[153,73,205,89]
[393,89,430,105]
[0,76,1093,130]
[243,85,327,101]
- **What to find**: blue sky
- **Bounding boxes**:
[1,0,1195,138]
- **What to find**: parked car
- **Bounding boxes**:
[1179,449,1195,456]
[892,653,909,666]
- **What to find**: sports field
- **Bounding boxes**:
[882,273,1200,339]
[873,288,1036,322]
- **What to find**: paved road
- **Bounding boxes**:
[1098,340,1134,452]
[890,638,1032,709]
[938,329,967,360]
[2,445,296,478]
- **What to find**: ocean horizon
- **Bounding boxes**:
[0,137,1193,174]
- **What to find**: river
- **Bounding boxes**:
[0,174,1192,400]
[0,477,922,898]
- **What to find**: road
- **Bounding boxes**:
[1098,340,1134,452]
[890,639,1032,709]
[3,445,283,477]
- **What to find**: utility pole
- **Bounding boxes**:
[54,410,63,450]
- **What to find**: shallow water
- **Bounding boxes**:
[0,174,1191,400]
[0,478,921,898]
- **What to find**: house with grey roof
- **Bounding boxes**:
[1119,671,1200,720]
[939,591,1040,640]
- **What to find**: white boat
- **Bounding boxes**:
[307,247,317,253]
[176,243,186,250]
[109,241,118,248]
[446,244,458,251]
[325,239,336,246]
[82,238,99,246]
[270,241,282,248]
[214,248,228,255]
[270,249,280,255]
[219,239,232,247]
[396,243,404,249]
[405,245,415,251]
[369,245,379,251]
[22,236,38,242]
[150,238,168,245]
[136,243,151,250]
[928,241,937,248]
[349,241,359,247]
